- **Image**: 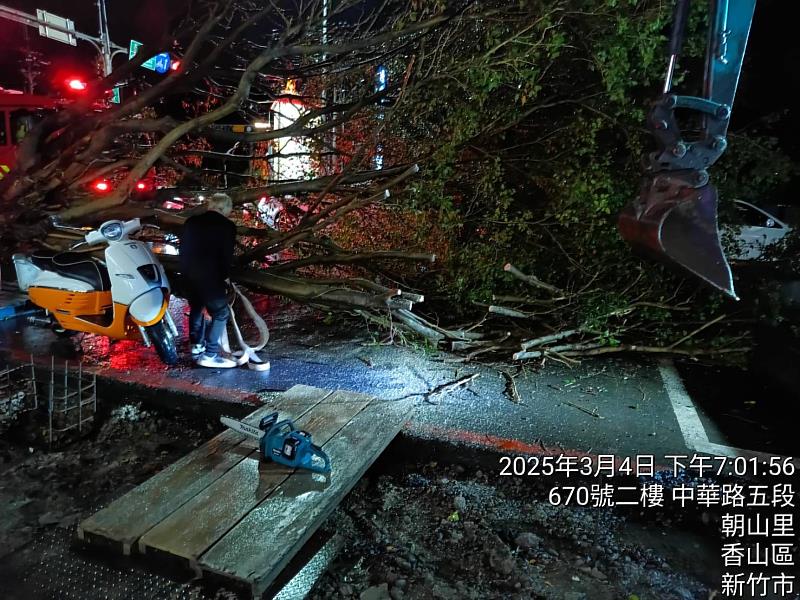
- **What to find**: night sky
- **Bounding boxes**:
[1,0,798,162]
[0,0,186,90]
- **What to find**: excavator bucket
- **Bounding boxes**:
[619,183,737,299]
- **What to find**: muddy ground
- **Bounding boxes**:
[0,399,750,600]
[0,402,218,598]
[313,459,721,600]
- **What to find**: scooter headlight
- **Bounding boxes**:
[100,222,123,241]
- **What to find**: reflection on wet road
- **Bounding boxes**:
[2,297,795,460]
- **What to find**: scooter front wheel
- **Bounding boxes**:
[146,320,178,366]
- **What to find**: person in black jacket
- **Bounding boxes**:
[179,193,238,368]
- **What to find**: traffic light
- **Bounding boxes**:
[170,60,181,72]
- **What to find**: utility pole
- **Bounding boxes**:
[320,0,329,93]
[96,0,114,76]
[0,3,126,77]
[322,0,329,54]
[20,27,49,93]
[21,27,35,93]
[320,0,338,173]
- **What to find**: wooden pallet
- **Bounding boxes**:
[78,385,411,598]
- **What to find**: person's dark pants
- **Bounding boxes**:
[186,280,229,356]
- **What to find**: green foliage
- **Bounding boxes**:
[715,132,798,202]
[386,0,796,348]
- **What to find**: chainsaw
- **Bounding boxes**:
[221,412,332,475]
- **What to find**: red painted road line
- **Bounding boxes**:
[3,348,679,464]
[1,348,261,405]
[93,367,262,405]
[409,423,674,471]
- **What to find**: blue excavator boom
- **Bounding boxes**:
[619,0,758,299]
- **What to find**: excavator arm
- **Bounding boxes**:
[619,0,758,299]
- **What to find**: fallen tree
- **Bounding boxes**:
[2,0,457,337]
[2,0,796,363]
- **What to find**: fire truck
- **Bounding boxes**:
[1,89,157,196]
[0,90,64,182]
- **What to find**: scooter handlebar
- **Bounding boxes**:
[124,218,142,234]
[84,230,106,246]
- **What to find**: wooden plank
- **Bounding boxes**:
[199,399,413,598]
[137,389,373,565]
[78,385,332,554]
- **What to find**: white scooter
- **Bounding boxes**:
[13,218,179,365]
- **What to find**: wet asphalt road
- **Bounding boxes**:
[1,298,796,462]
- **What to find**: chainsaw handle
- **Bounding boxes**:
[258,412,280,431]
[275,421,294,436]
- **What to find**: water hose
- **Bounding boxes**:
[221,282,270,371]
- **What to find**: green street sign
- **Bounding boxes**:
[110,87,121,104]
[128,39,158,71]
[128,39,140,60]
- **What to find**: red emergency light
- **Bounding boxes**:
[66,78,88,91]
[134,179,155,194]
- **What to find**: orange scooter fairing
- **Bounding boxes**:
[27,287,140,339]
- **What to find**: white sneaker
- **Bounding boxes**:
[195,353,237,369]
[191,343,206,357]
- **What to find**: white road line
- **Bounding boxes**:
[657,359,709,444]
[658,358,797,464]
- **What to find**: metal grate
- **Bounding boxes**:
[271,534,342,600]
[0,356,98,446]
[15,527,329,600]
[16,528,226,600]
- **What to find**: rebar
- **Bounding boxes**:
[49,355,54,447]
[29,354,38,410]
[78,361,82,433]
[3,356,95,445]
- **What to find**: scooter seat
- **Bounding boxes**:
[31,251,111,291]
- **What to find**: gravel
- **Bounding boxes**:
[0,402,726,600]
[309,460,719,600]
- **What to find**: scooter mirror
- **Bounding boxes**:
[122,218,143,237]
